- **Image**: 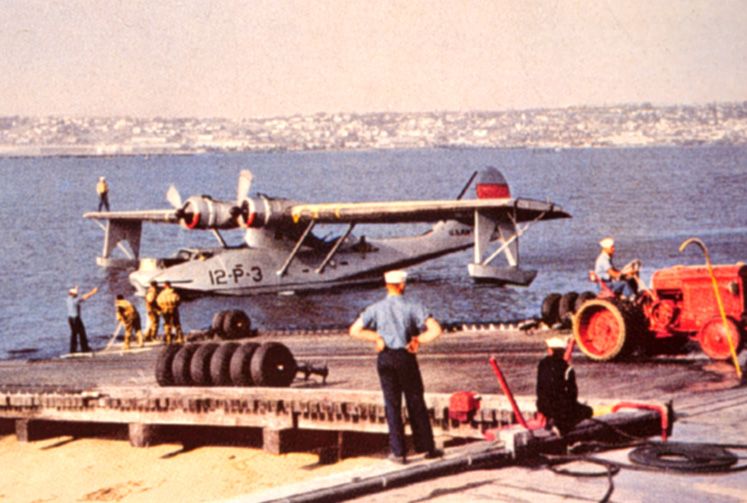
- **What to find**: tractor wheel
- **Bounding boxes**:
[230,342,261,386]
[541,293,562,326]
[222,310,252,340]
[575,291,596,313]
[172,344,200,386]
[698,317,743,361]
[573,299,643,361]
[155,345,181,386]
[558,292,579,326]
[250,342,298,387]
[190,342,220,386]
[210,342,240,386]
[211,310,228,337]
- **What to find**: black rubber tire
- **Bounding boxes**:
[250,342,298,387]
[229,342,261,386]
[222,310,252,340]
[541,293,562,326]
[190,342,220,386]
[558,291,579,325]
[172,344,200,386]
[575,291,596,313]
[211,310,228,337]
[209,342,240,386]
[155,345,181,386]
[573,299,645,361]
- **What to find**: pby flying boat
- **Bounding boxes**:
[84,168,569,296]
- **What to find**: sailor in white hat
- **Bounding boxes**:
[593,237,635,297]
[537,334,593,435]
[349,270,444,463]
[66,284,99,353]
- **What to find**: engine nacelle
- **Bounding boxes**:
[239,196,298,229]
[180,196,239,230]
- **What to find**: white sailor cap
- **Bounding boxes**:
[384,270,408,284]
[599,237,615,249]
[545,336,568,349]
[69,286,79,295]
[99,176,106,181]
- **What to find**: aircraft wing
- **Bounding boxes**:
[289,198,569,224]
[83,209,178,224]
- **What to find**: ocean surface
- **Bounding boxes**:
[0,146,745,359]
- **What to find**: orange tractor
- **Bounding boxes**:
[572,263,746,361]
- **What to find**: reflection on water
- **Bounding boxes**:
[1,146,746,359]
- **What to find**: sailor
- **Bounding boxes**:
[536,336,593,435]
[349,270,444,464]
[96,176,110,212]
[156,281,184,345]
[144,281,160,342]
[594,237,635,297]
[66,285,98,353]
[115,295,144,349]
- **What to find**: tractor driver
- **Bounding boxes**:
[594,237,637,298]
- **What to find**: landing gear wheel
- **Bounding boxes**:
[211,310,228,337]
[172,344,200,386]
[155,346,181,386]
[558,292,579,326]
[222,310,252,340]
[573,299,642,361]
[209,342,239,386]
[230,342,261,386]
[250,342,298,387]
[190,342,220,386]
[698,316,743,361]
[541,293,562,326]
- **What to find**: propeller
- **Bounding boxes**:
[166,184,183,210]
[235,169,254,227]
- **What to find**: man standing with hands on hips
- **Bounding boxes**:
[349,270,444,464]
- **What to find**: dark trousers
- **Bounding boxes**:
[377,349,435,457]
[68,316,91,353]
[98,193,110,212]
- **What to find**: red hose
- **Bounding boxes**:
[488,355,531,430]
[611,401,670,442]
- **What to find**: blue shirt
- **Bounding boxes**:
[594,251,614,281]
[358,295,430,350]
[66,296,82,318]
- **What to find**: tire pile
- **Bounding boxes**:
[541,290,596,327]
[156,341,298,388]
[155,309,298,388]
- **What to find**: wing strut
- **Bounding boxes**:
[277,221,316,277]
[315,223,356,274]
[94,219,142,268]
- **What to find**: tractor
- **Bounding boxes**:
[572,263,747,361]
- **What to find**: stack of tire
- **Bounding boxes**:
[211,309,253,339]
[541,290,596,327]
[156,341,298,388]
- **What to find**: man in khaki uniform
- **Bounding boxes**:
[144,281,160,342]
[115,294,144,349]
[96,176,110,211]
[157,281,184,344]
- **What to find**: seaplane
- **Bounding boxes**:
[84,167,570,296]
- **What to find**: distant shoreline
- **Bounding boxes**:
[2,103,745,158]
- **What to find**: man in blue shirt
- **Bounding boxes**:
[66,285,99,353]
[594,237,636,297]
[349,270,443,464]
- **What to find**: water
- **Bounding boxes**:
[0,146,745,359]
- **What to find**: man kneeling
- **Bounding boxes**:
[536,336,593,435]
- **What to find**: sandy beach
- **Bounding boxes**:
[0,433,379,502]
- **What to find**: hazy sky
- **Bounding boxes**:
[1,0,745,118]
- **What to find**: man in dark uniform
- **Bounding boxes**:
[536,336,593,435]
[66,285,98,353]
[349,270,443,464]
